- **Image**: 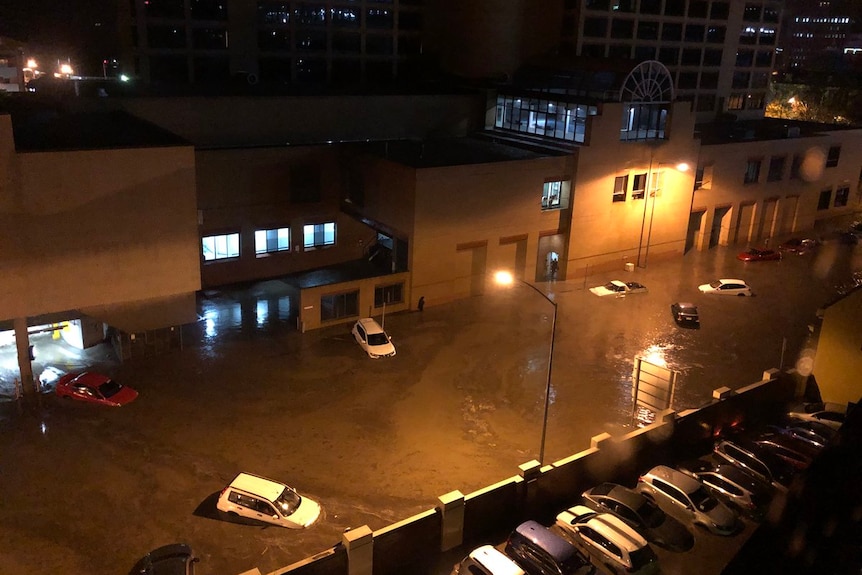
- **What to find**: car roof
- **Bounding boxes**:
[644,465,701,493]
[601,484,645,508]
[610,280,626,287]
[513,520,575,559]
[357,317,385,333]
[582,514,648,551]
[70,372,110,386]
[718,278,746,284]
[228,472,286,502]
[469,545,525,575]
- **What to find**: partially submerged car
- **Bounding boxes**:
[216,472,321,529]
[590,280,648,297]
[351,317,396,358]
[55,372,138,407]
[670,302,699,327]
[697,279,752,296]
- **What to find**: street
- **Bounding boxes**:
[0,241,859,575]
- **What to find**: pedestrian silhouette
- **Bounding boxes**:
[418,296,425,312]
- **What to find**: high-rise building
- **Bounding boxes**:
[778,0,860,78]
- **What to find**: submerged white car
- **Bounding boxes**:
[352,317,396,358]
[217,472,320,529]
[697,278,752,296]
[590,280,648,297]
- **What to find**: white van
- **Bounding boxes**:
[216,472,320,529]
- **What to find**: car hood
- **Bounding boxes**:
[705,501,737,529]
[286,497,321,528]
[589,286,614,296]
[107,386,139,406]
[368,341,396,356]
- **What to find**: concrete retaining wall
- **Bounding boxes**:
[257,369,797,575]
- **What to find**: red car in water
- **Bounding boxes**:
[736,247,782,262]
[54,371,138,406]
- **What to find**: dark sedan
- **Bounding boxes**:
[130,544,198,575]
[736,247,782,262]
[581,482,694,552]
[670,302,699,327]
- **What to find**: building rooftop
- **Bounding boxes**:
[0,97,188,151]
[365,136,565,169]
[696,117,861,146]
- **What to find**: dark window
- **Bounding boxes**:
[149,55,188,84]
[662,23,682,41]
[767,156,785,181]
[763,5,779,23]
[193,56,229,83]
[147,25,186,49]
[332,32,361,53]
[613,0,636,13]
[699,72,718,89]
[366,34,393,55]
[366,8,393,29]
[790,154,802,179]
[685,24,705,42]
[586,0,610,9]
[678,72,698,89]
[613,175,628,202]
[703,48,722,66]
[374,283,404,307]
[612,19,634,37]
[634,46,656,61]
[732,71,750,89]
[608,45,631,59]
[399,10,422,30]
[834,186,850,207]
[744,159,761,184]
[144,0,184,19]
[743,3,761,21]
[694,167,705,189]
[664,0,685,16]
[632,173,647,199]
[736,50,754,67]
[331,7,360,28]
[584,17,609,37]
[290,166,321,203]
[751,72,769,89]
[296,31,326,51]
[826,146,841,168]
[755,50,773,67]
[695,94,716,112]
[706,26,726,43]
[658,47,679,66]
[710,1,730,19]
[582,43,606,57]
[193,28,228,49]
[817,189,832,210]
[759,28,776,45]
[259,57,292,84]
[191,0,227,20]
[320,291,359,321]
[640,0,661,13]
[689,0,708,17]
[682,48,702,65]
[259,29,291,50]
[637,20,659,40]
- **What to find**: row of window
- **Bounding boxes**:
[583,19,727,43]
[818,186,851,210]
[495,96,597,144]
[202,223,335,262]
[581,0,734,20]
[744,146,841,185]
[612,173,650,202]
[257,5,421,30]
[321,282,404,321]
[135,0,408,21]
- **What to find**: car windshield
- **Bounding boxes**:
[367,332,389,346]
[629,546,658,568]
[604,282,622,291]
[709,280,722,289]
[689,486,718,512]
[275,487,302,516]
[98,380,123,398]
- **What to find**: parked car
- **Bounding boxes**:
[504,520,595,575]
[774,417,838,447]
[637,465,740,536]
[589,280,648,297]
[670,302,699,327]
[713,438,796,490]
[736,247,781,262]
[676,458,772,519]
[216,472,320,529]
[129,543,198,575]
[778,238,817,255]
[787,402,846,431]
[351,317,396,358]
[581,483,693,552]
[54,371,138,406]
[555,505,659,575]
[752,430,819,470]
[697,279,752,296]
[451,545,526,575]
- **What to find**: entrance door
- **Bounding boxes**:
[686,211,705,253]
[710,206,731,248]
[545,251,560,281]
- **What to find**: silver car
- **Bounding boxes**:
[637,465,740,536]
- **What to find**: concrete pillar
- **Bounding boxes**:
[519,460,542,522]
[519,460,541,481]
[438,490,465,551]
[14,317,35,396]
[590,432,613,449]
[343,525,373,575]
[712,386,735,400]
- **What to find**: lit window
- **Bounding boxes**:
[255,227,290,255]
[303,222,336,249]
[613,175,628,202]
[542,181,563,209]
[202,233,240,261]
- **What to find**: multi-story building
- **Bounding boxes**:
[119,0,424,87]
[778,0,859,77]
[0,36,27,92]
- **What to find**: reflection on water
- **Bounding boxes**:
[197,292,295,352]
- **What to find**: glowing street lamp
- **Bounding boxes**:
[494,270,558,465]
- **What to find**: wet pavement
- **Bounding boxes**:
[0,239,860,575]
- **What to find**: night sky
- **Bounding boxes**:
[0,0,118,76]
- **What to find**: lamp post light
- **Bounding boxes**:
[636,160,689,268]
[494,270,558,465]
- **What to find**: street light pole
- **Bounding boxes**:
[495,271,558,466]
